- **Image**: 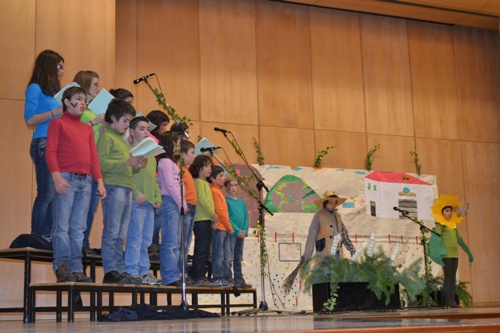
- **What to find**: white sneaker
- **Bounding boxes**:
[142,272,162,285]
[211,278,233,287]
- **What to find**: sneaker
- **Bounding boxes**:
[102,271,129,284]
[142,272,162,285]
[73,272,93,283]
[121,272,143,284]
[235,279,252,288]
[211,278,233,288]
[55,263,77,282]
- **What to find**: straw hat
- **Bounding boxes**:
[313,190,347,207]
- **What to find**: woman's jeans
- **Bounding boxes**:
[30,138,56,238]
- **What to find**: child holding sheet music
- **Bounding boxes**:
[124,116,162,285]
[97,99,147,284]
[73,70,105,255]
[24,50,65,242]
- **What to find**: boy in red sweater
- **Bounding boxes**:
[46,86,106,282]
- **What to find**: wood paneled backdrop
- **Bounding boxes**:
[0,0,498,318]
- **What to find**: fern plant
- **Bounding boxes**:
[299,246,425,308]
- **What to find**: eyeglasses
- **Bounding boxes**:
[91,82,99,87]
[57,64,64,70]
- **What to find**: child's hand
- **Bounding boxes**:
[136,157,148,169]
[135,193,146,205]
[53,106,63,117]
[212,213,219,222]
[93,114,105,125]
[52,172,69,195]
[153,202,162,209]
[96,179,106,199]
[126,155,145,167]
[238,231,246,238]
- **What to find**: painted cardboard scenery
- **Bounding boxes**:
[198,164,439,311]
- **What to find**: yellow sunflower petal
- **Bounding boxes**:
[430,194,463,229]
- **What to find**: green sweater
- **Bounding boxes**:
[80,108,102,143]
[193,178,214,222]
[132,156,161,205]
[97,128,134,189]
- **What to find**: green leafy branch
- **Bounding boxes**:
[253,219,268,274]
[410,150,421,176]
[253,137,265,166]
[152,88,192,127]
[314,145,335,168]
[364,144,380,171]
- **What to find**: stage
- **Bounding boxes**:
[1,306,499,333]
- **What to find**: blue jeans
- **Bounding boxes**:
[178,203,196,276]
[211,229,231,280]
[30,138,56,237]
[191,220,212,280]
[152,205,162,245]
[101,185,132,274]
[83,181,100,247]
[227,236,245,282]
[52,173,91,272]
[160,195,181,285]
[125,201,154,276]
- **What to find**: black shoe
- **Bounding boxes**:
[103,270,129,284]
[165,279,183,287]
[121,272,143,284]
[55,263,77,282]
[235,279,252,288]
[73,272,93,283]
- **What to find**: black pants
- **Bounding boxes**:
[191,220,212,280]
[442,257,459,306]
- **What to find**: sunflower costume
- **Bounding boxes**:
[428,194,473,307]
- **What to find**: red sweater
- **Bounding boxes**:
[46,112,102,180]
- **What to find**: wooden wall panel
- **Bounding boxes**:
[35,0,116,89]
[310,8,365,133]
[115,0,138,93]
[315,130,367,169]
[454,27,500,143]
[260,127,315,168]
[200,122,259,165]
[408,22,460,140]
[199,0,258,126]
[134,0,200,122]
[256,0,314,129]
[361,15,414,137]
[462,142,500,305]
[366,134,416,173]
[0,0,36,100]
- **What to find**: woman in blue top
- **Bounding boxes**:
[24,50,65,241]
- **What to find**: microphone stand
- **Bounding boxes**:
[138,77,199,314]
[399,210,441,309]
[213,130,305,316]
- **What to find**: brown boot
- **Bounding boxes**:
[55,263,77,282]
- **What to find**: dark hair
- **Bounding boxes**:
[208,165,224,183]
[442,206,453,214]
[104,99,136,123]
[158,131,180,161]
[110,88,134,101]
[188,155,213,179]
[181,140,195,154]
[146,110,169,139]
[73,70,99,94]
[29,50,64,96]
[62,86,87,111]
[170,122,189,135]
[130,116,149,130]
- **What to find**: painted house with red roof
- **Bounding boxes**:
[364,171,435,220]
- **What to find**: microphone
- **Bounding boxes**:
[133,73,155,84]
[393,207,409,214]
[214,127,230,134]
[200,146,221,152]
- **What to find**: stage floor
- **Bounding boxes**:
[1,306,500,333]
